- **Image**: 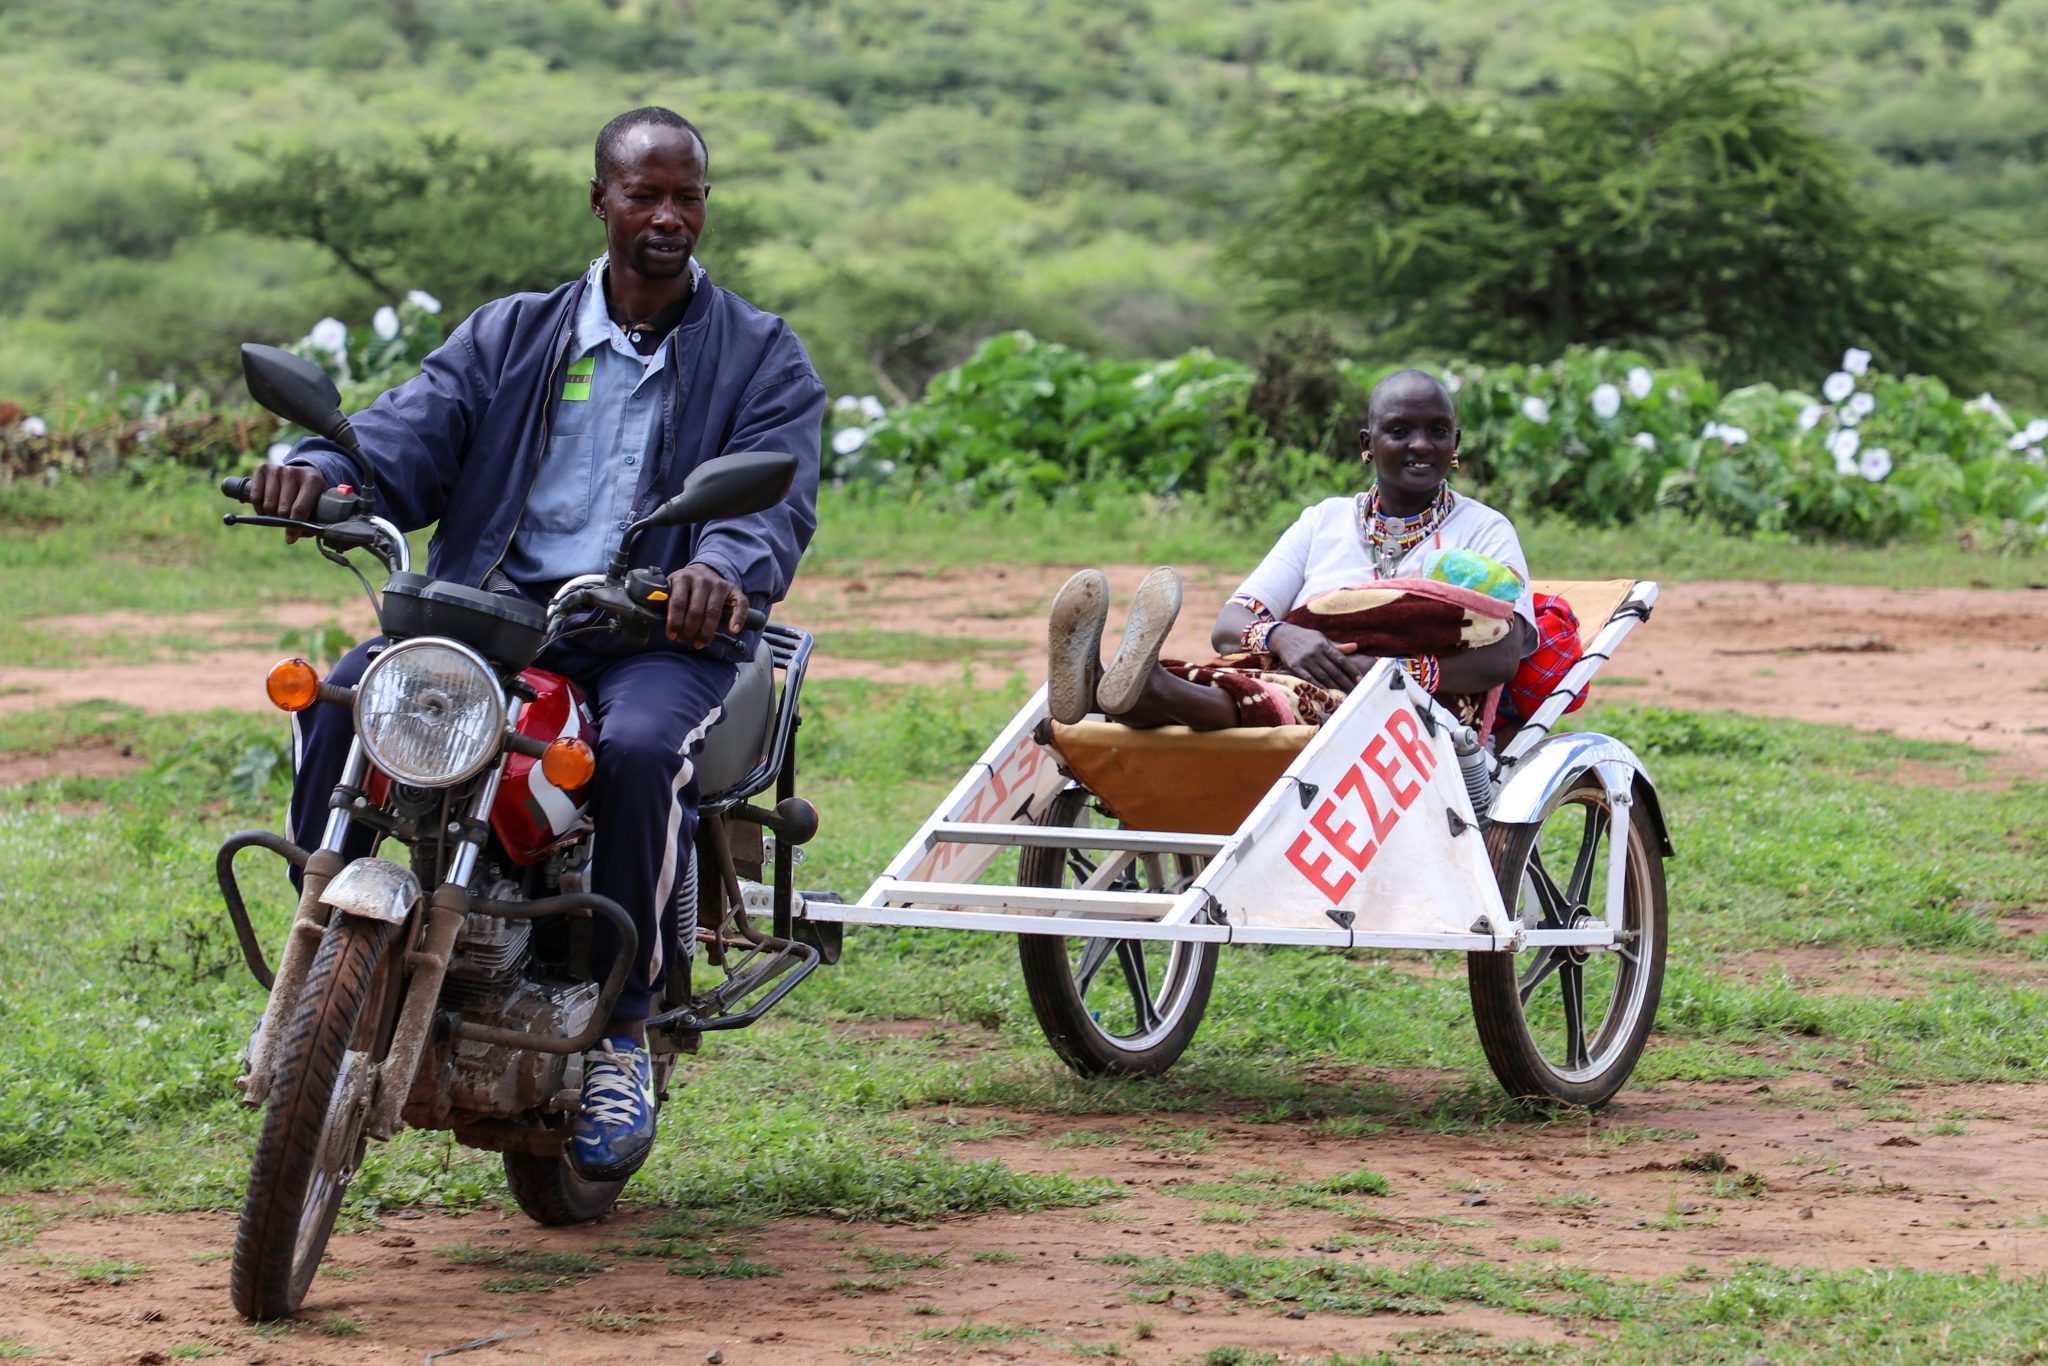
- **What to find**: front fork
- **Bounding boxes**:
[239,733,511,1144]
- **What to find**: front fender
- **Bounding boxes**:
[322,857,423,924]
[1492,731,1674,857]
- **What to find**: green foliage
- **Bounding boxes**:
[837,331,1257,501]
[829,333,2047,543]
[1248,49,1997,390]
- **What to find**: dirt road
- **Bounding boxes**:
[7,1064,2048,1365]
[4,574,2045,774]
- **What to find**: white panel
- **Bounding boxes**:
[1193,663,1507,938]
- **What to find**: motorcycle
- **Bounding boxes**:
[215,344,838,1320]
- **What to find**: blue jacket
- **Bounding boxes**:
[290,269,824,663]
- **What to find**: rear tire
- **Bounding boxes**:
[502,1151,627,1226]
[1017,788,1218,1078]
[231,916,395,1320]
[1468,772,1666,1108]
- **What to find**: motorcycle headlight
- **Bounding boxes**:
[353,638,506,786]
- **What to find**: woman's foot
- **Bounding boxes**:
[1097,567,1183,717]
[1047,568,1109,724]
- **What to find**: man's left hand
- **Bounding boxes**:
[665,564,747,648]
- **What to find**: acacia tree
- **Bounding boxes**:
[1244,49,1995,386]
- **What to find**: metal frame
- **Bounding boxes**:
[807,580,1667,961]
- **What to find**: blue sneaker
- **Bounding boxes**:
[568,1036,657,1181]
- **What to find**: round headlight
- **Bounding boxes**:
[353,638,506,786]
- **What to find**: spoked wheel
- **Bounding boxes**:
[1469,771,1666,1108]
[231,916,396,1320]
[502,1151,628,1226]
[1017,787,1218,1078]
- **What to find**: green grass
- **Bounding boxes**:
[3,685,2041,1212]
[1132,1252,2048,1362]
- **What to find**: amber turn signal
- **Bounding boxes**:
[540,736,596,790]
[265,658,321,712]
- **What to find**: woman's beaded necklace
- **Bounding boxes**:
[1357,483,1454,579]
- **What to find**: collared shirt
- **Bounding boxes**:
[500,255,702,587]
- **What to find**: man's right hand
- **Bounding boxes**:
[1269,623,1372,692]
[250,463,331,542]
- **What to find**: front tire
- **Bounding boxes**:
[1468,772,1667,1108]
[502,1151,628,1226]
[231,915,395,1320]
[1017,787,1218,1078]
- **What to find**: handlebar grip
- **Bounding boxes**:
[743,607,768,632]
[221,476,254,503]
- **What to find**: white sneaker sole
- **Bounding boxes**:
[1096,567,1182,717]
[1047,569,1109,724]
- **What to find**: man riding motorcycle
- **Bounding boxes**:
[252,105,825,1181]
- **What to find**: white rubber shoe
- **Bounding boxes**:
[1096,567,1183,717]
[1047,569,1109,725]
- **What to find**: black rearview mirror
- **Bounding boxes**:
[642,451,799,531]
[614,451,799,571]
[241,344,346,437]
[241,343,376,495]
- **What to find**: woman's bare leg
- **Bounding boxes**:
[1107,665,1239,730]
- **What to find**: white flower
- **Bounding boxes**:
[1846,392,1875,420]
[1442,372,1463,393]
[858,395,886,422]
[2027,418,2048,443]
[1590,383,1621,420]
[1834,449,1859,477]
[1798,404,1826,432]
[833,395,861,416]
[1838,404,1862,428]
[1716,424,1748,447]
[2026,447,2045,465]
[1966,392,2006,420]
[1627,366,1654,400]
[372,306,400,341]
[830,427,867,456]
[1631,431,1657,450]
[1859,447,1892,481]
[2011,431,2034,451]
[1827,427,1861,461]
[308,317,348,355]
[405,289,442,315]
[1822,371,1855,404]
[266,441,294,464]
[1842,347,1873,376]
[1520,396,1550,423]
[19,415,46,438]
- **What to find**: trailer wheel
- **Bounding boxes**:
[1017,788,1217,1078]
[1469,772,1666,1108]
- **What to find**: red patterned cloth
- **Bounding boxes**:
[1502,592,1587,723]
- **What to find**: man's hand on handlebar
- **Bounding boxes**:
[666,564,747,649]
[250,464,331,543]
[1269,623,1373,692]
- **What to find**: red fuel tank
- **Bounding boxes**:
[490,667,597,865]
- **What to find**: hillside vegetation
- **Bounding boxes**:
[3,0,2045,404]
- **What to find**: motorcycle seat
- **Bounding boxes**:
[697,636,776,800]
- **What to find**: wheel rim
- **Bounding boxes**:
[1050,804,1206,1055]
[288,1047,371,1304]
[1505,783,1655,1086]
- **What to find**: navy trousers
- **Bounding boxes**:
[289,637,737,1022]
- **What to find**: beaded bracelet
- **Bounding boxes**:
[1403,654,1442,693]
[1240,618,1279,654]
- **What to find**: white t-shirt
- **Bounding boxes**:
[1232,492,1537,635]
